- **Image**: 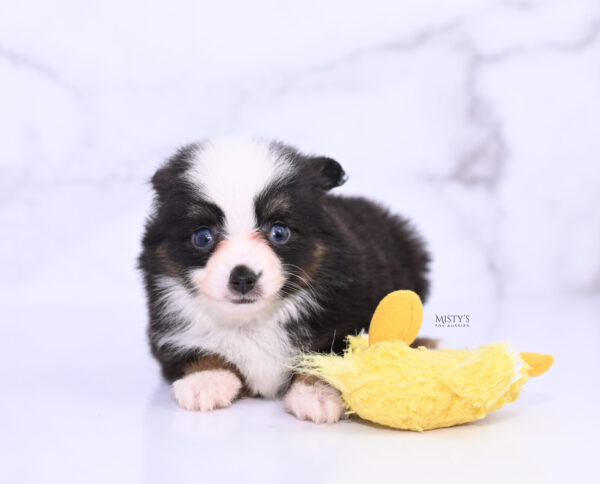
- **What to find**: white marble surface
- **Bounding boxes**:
[1,1,599,483]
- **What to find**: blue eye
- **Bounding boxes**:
[268,224,290,245]
[192,228,214,249]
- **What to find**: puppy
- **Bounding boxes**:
[138,137,430,423]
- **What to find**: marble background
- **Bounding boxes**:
[1,0,599,338]
[2,2,600,483]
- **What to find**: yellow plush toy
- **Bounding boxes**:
[295,291,553,431]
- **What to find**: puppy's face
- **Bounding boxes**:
[142,138,346,321]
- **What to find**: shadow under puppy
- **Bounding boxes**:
[138,137,430,423]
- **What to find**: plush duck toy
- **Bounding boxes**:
[295,291,553,431]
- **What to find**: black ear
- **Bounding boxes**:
[151,165,173,196]
[311,156,348,191]
[150,144,197,200]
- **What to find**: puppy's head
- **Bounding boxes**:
[140,137,346,322]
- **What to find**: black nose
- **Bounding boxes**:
[228,265,259,295]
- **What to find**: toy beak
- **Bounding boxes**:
[369,290,423,346]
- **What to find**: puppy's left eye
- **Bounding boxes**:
[268,224,290,245]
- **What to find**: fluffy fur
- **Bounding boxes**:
[138,137,430,417]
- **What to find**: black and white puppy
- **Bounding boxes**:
[138,137,430,423]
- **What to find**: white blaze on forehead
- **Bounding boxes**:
[186,138,293,236]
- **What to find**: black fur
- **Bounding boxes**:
[138,140,430,385]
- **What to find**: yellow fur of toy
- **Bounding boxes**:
[296,336,530,431]
[295,290,553,431]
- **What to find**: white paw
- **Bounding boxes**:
[172,370,242,412]
[284,381,345,424]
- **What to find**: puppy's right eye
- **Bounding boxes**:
[191,228,215,250]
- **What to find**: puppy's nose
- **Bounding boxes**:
[229,265,259,295]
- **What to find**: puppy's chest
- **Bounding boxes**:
[172,319,296,398]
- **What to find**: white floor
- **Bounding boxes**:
[1,294,598,484]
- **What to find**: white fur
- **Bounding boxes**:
[172,369,242,411]
[155,275,320,398]
[284,381,345,424]
[186,137,293,237]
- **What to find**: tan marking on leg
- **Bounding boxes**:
[183,354,252,397]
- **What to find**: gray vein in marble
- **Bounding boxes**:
[0,44,85,101]
[437,11,600,190]
[444,11,600,296]
[548,18,600,51]
[450,51,508,191]
[310,17,464,77]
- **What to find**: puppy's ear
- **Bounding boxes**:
[310,156,348,191]
[150,144,197,200]
[151,165,173,197]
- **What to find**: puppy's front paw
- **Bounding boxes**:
[284,380,345,424]
[172,369,242,412]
